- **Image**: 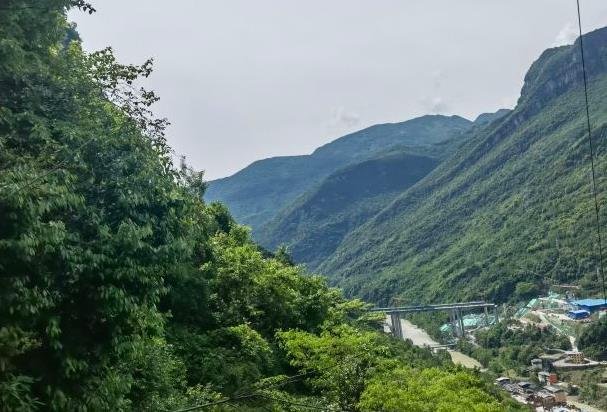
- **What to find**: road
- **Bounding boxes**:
[386,317,605,411]
[386,316,482,369]
[567,396,605,412]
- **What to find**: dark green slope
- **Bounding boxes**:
[473,109,511,126]
[257,151,439,269]
[255,109,508,270]
[204,115,472,229]
[319,27,607,305]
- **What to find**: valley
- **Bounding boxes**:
[5,1,607,410]
[206,25,607,411]
[208,27,607,309]
[386,317,482,369]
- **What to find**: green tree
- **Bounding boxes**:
[279,325,391,411]
[359,367,508,412]
[0,1,195,408]
[578,316,607,360]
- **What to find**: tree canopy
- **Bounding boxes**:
[0,2,525,411]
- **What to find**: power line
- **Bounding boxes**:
[170,394,257,412]
[256,393,338,411]
[172,353,376,412]
[576,0,607,304]
[0,137,97,196]
[169,371,312,412]
[171,391,338,412]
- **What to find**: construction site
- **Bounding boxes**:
[379,290,607,411]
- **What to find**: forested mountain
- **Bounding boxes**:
[319,27,607,305]
[256,110,510,270]
[257,152,439,269]
[473,109,511,126]
[0,2,521,411]
[205,115,472,229]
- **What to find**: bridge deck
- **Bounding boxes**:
[370,301,496,314]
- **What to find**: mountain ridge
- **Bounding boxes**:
[318,27,607,304]
[205,114,473,229]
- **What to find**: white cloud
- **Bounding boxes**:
[419,69,451,114]
[553,22,578,47]
[431,69,444,89]
[421,96,450,115]
[327,106,360,130]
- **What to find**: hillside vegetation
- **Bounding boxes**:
[256,111,510,271]
[319,27,607,305]
[0,2,522,411]
[205,115,473,229]
[257,151,439,269]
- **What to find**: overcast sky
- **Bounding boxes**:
[70,1,607,179]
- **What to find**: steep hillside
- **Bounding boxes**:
[257,151,439,269]
[205,115,472,229]
[1,4,526,410]
[473,109,511,126]
[319,27,607,305]
[256,110,509,269]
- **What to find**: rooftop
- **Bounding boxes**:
[536,391,555,399]
[544,385,565,393]
[568,309,590,314]
[572,298,607,307]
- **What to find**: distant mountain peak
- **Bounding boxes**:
[519,26,607,108]
[205,114,474,229]
[473,109,511,126]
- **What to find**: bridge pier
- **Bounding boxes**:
[458,308,465,337]
[451,309,463,337]
[451,309,458,337]
[390,312,403,339]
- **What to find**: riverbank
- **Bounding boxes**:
[385,316,482,369]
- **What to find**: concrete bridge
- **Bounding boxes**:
[370,301,498,339]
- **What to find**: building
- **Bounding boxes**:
[567,309,590,320]
[540,351,565,369]
[517,381,533,392]
[544,385,567,404]
[531,358,543,370]
[565,351,585,364]
[571,298,607,313]
[495,377,510,385]
[548,373,558,385]
[538,371,550,384]
[534,391,556,409]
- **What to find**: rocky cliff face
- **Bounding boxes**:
[520,28,607,110]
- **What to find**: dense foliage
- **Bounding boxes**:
[254,111,510,272]
[257,152,439,269]
[578,315,607,360]
[319,27,607,305]
[457,321,570,375]
[0,2,521,411]
[205,115,473,230]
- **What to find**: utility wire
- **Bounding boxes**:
[256,393,339,411]
[169,372,310,411]
[0,137,97,195]
[170,394,257,412]
[171,391,338,412]
[576,0,607,304]
[170,369,343,412]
